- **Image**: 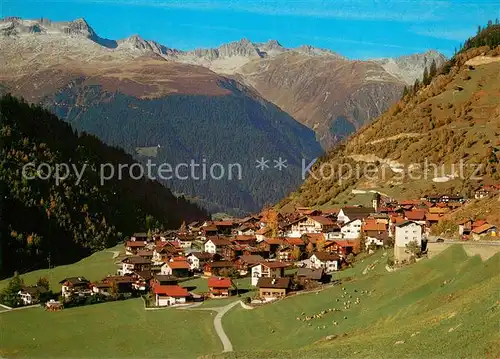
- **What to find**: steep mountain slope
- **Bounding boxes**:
[0,17,323,214]
[280,40,500,208]
[0,17,446,150]
[234,52,405,147]
[0,94,207,277]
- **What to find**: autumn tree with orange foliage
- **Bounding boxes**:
[261,207,279,237]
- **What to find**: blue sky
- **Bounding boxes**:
[1,0,499,58]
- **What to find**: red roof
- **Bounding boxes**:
[258,261,290,269]
[164,260,190,269]
[426,214,443,222]
[233,235,256,242]
[286,237,305,246]
[203,225,218,231]
[404,210,426,221]
[399,200,421,206]
[472,220,488,228]
[214,221,234,227]
[308,216,335,225]
[392,216,406,224]
[472,224,495,234]
[325,240,355,248]
[208,277,232,288]
[265,238,285,245]
[126,241,147,248]
[362,219,387,232]
[321,208,340,215]
[154,285,189,297]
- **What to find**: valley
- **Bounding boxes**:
[0,10,499,359]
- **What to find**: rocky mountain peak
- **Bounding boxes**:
[218,38,262,58]
[0,17,97,39]
[372,50,447,85]
[294,45,345,58]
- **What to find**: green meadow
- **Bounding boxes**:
[0,245,123,291]
[219,246,500,358]
[0,298,221,358]
[1,245,498,358]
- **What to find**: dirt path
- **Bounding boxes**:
[107,250,120,259]
[0,304,40,313]
[182,301,241,352]
[368,132,421,145]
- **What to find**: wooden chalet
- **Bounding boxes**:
[203,261,234,277]
[208,277,232,298]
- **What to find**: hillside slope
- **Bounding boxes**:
[0,18,323,214]
[280,42,500,209]
[0,94,207,277]
[219,246,500,358]
[234,52,405,147]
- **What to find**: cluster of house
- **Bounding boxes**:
[19,192,497,308]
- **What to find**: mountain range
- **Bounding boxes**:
[0,17,447,213]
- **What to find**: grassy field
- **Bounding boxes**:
[2,245,499,358]
[219,246,500,358]
[0,298,221,358]
[0,245,123,291]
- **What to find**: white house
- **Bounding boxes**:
[394,221,423,261]
[365,235,385,247]
[251,262,288,286]
[236,225,256,236]
[204,238,231,254]
[255,227,272,242]
[17,286,47,305]
[308,252,340,273]
[186,252,214,271]
[160,260,190,277]
[340,219,363,239]
[337,207,373,224]
[286,216,336,237]
[154,285,190,306]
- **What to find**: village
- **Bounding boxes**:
[13,188,499,310]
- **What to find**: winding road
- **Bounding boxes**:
[182,301,242,352]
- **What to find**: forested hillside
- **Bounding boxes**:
[280,24,500,209]
[0,94,207,278]
[45,79,322,214]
